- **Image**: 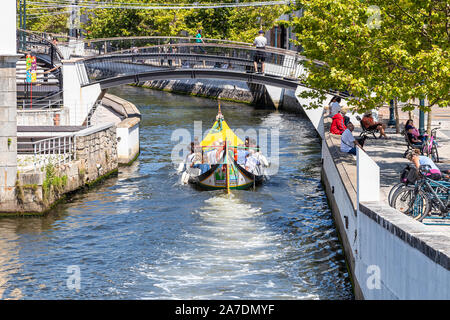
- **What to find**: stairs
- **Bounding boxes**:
[16,56,62,108]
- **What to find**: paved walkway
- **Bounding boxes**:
[351,107,450,230]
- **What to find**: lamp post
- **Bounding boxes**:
[388,99,396,126]
[419,99,425,135]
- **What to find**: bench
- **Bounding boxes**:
[355,115,381,139]
[402,129,424,158]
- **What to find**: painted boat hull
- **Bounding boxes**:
[187,156,264,190]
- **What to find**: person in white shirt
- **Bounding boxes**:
[329,96,342,117]
[340,122,364,155]
[253,30,267,74]
[245,151,260,174]
[256,146,269,165]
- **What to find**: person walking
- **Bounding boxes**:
[253,30,267,74]
[195,29,206,67]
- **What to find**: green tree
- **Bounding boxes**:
[291,0,450,113]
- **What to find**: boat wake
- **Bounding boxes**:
[135,194,319,300]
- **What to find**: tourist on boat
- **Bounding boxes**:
[406,149,441,180]
[245,150,261,174]
[340,122,365,155]
[237,144,249,165]
[330,110,347,135]
[254,145,269,167]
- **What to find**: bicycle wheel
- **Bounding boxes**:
[411,189,431,221]
[431,145,439,163]
[388,183,406,207]
[392,186,415,214]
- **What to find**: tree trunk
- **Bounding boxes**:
[394,98,400,133]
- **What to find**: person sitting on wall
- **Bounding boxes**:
[340,122,366,155]
[330,110,347,135]
[361,112,388,139]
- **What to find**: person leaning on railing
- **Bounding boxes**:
[253,30,267,74]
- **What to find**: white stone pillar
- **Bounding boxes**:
[0,0,21,207]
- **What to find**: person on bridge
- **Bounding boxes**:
[253,30,267,74]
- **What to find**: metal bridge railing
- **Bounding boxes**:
[17,29,65,67]
[80,41,308,86]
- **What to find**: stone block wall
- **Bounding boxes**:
[0,125,118,215]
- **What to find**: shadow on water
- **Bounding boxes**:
[0,85,353,300]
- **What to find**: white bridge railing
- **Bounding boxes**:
[17,134,77,172]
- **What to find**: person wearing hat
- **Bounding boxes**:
[253,30,267,74]
[362,111,388,139]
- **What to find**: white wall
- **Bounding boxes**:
[353,141,450,299]
[117,122,140,164]
[0,0,16,55]
[62,59,102,125]
[357,209,450,299]
[322,140,358,255]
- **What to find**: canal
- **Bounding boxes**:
[0,85,353,299]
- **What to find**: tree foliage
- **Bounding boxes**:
[292,0,450,112]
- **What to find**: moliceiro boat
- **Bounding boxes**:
[179,108,269,191]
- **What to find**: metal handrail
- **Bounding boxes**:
[17,134,76,171]
[82,36,304,59]
[17,29,65,66]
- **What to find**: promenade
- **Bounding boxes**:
[351,117,450,229]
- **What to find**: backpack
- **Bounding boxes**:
[400,164,418,185]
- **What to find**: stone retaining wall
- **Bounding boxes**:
[0,124,118,215]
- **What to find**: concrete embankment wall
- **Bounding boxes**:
[100,93,141,165]
[320,118,363,298]
[138,79,281,108]
[1,124,118,215]
[319,116,450,299]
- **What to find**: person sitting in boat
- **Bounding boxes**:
[254,145,269,168]
[245,150,261,175]
[178,142,196,173]
[237,144,249,166]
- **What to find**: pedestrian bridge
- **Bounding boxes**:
[71,36,313,90]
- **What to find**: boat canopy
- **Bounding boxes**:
[200,118,244,147]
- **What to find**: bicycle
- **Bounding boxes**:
[422,126,440,163]
[388,164,416,207]
[391,166,450,221]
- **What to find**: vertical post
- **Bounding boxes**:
[388,99,396,126]
[0,0,21,208]
[225,140,230,194]
[419,99,425,135]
